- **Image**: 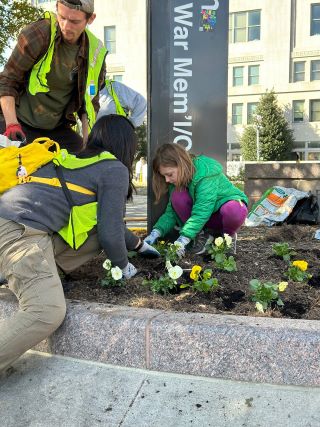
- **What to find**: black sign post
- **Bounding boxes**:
[147,0,229,230]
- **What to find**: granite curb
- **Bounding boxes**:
[1,288,319,387]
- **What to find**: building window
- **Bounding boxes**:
[104,26,116,54]
[113,75,123,82]
[247,102,258,124]
[229,10,261,43]
[293,62,305,82]
[106,74,123,82]
[311,60,320,81]
[310,100,320,121]
[232,103,243,125]
[233,66,244,86]
[307,152,320,160]
[248,65,259,85]
[248,10,261,41]
[311,4,320,36]
[292,100,304,122]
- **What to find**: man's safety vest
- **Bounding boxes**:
[105,79,127,117]
[28,11,107,131]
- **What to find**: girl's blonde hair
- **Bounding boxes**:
[152,143,195,202]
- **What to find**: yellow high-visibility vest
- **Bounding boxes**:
[28,11,107,131]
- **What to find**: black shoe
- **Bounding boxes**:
[189,231,214,255]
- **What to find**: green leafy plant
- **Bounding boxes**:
[250,279,288,312]
[181,265,219,293]
[101,259,125,287]
[207,234,237,272]
[153,240,180,264]
[143,263,184,295]
[285,260,312,283]
[0,1,43,67]
[272,242,296,261]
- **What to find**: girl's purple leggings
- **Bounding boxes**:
[171,189,248,236]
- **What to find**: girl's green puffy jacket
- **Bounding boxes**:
[153,155,248,240]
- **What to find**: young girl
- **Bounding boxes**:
[0,114,158,376]
[145,143,248,257]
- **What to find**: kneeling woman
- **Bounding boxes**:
[0,115,158,375]
[145,143,248,256]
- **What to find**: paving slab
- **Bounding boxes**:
[1,288,320,387]
[1,350,320,427]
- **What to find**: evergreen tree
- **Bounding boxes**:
[239,125,257,161]
[135,122,147,160]
[0,0,42,67]
[240,90,294,161]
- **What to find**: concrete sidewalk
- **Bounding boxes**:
[1,350,319,427]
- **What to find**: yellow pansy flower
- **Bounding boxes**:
[278,281,288,292]
[292,260,308,271]
[190,265,202,280]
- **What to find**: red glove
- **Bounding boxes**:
[4,123,26,143]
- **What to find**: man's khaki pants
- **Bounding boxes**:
[0,218,101,373]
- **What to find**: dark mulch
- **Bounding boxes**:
[63,225,320,320]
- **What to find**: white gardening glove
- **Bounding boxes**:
[122,262,137,279]
[173,235,191,258]
[144,229,161,245]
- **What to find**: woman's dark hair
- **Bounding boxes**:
[80,114,137,199]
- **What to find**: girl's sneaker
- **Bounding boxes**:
[190,231,214,255]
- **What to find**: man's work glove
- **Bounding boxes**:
[173,235,191,258]
[144,229,161,245]
[137,240,160,258]
[122,262,137,279]
[4,123,26,143]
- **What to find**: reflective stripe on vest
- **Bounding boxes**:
[105,79,126,117]
[25,176,95,196]
[28,11,107,131]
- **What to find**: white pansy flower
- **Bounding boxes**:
[214,237,224,247]
[111,266,123,281]
[168,265,183,280]
[224,234,232,247]
[102,259,112,270]
[255,302,264,313]
[165,260,173,270]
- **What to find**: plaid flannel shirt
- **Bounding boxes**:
[0,17,106,126]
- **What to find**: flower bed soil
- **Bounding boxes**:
[64,225,320,320]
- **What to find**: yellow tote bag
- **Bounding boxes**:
[0,137,60,194]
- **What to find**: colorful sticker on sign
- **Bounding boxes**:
[199,9,217,32]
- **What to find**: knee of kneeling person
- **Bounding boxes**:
[47,302,67,329]
[36,300,67,334]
